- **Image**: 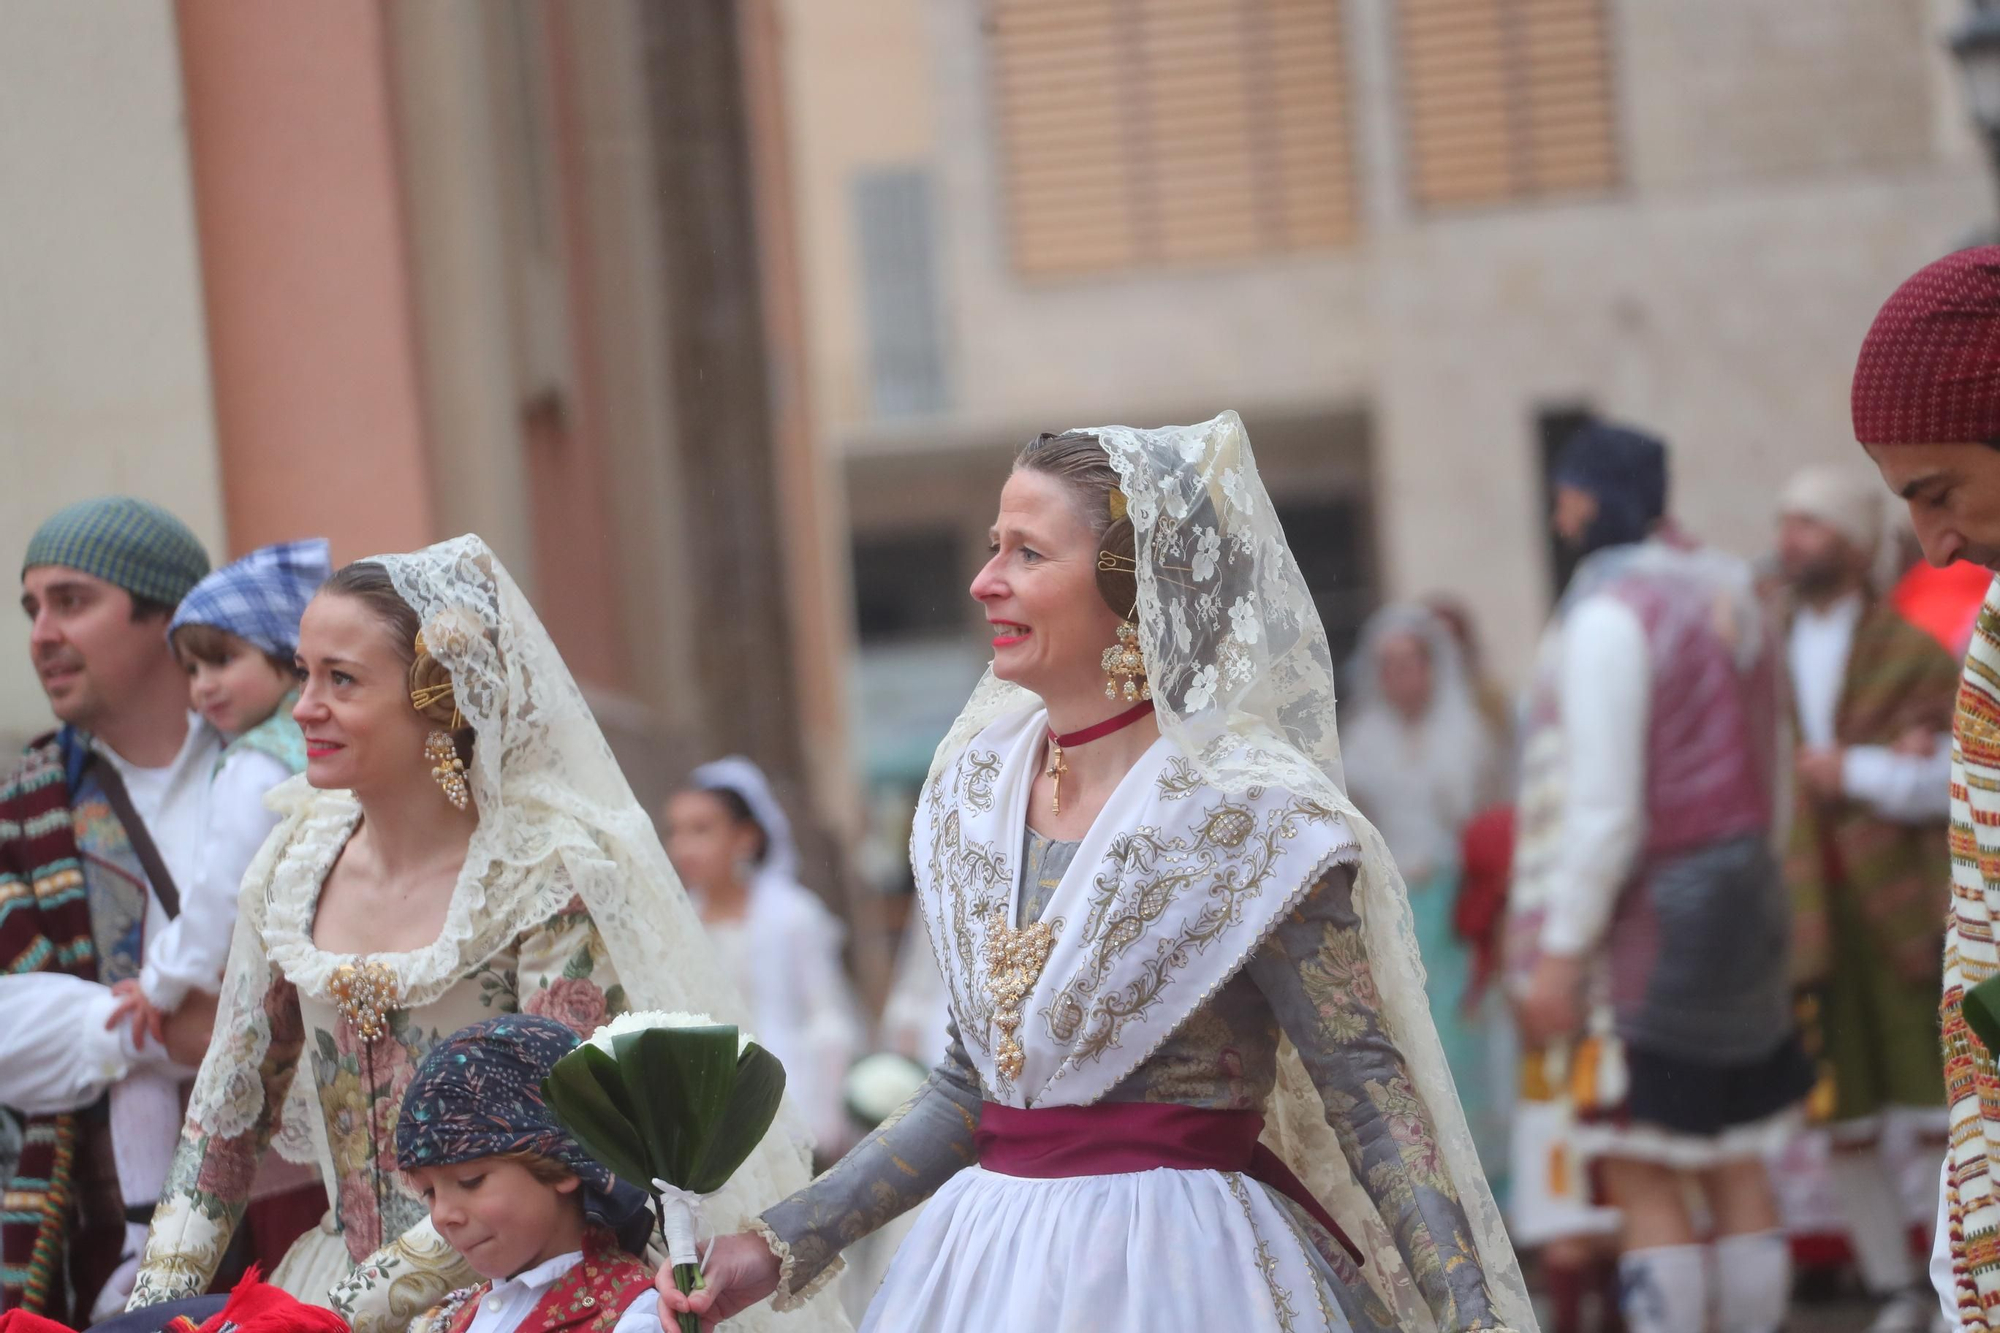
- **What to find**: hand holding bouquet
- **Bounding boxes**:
[543,1011,787,1333]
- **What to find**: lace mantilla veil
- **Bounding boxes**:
[927,413,1536,1332]
[197,535,848,1333]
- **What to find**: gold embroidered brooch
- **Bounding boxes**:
[330,959,401,1042]
[984,909,1055,1082]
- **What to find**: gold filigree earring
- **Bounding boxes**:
[1102,620,1151,701]
[423,730,469,811]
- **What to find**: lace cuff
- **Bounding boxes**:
[750,1216,845,1313]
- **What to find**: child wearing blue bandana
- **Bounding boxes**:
[396,1015,659,1333]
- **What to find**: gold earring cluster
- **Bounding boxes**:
[1102,621,1151,701]
[424,731,469,811]
[412,630,470,811]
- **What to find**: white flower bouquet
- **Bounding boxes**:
[543,1010,786,1333]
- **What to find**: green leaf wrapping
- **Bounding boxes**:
[690,1045,787,1193]
[542,1024,789,1202]
[541,1045,651,1185]
[617,1027,739,1184]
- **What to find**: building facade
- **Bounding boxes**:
[2,1,857,871]
[775,0,1991,794]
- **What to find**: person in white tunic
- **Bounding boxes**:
[666,756,862,1161]
[666,414,1534,1332]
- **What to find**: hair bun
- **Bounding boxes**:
[408,647,461,729]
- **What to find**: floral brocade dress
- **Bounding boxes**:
[129,786,631,1333]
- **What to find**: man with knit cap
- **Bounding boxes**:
[1775,464,1958,1333]
[0,498,217,1322]
[1508,422,1812,1333]
[1853,245,2000,1333]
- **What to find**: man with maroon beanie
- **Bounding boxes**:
[1854,245,2000,1332]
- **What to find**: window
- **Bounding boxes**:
[1273,496,1373,666]
[852,529,965,643]
[1398,0,1618,211]
[987,0,1356,278]
[1536,403,1594,598]
[853,167,949,417]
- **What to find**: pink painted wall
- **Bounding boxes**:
[176,0,434,562]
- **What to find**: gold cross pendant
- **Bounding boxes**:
[1044,738,1068,814]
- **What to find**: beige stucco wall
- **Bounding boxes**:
[778,0,941,431]
[785,0,1994,688]
[0,1,223,747]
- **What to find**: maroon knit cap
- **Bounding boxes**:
[1853,246,2000,445]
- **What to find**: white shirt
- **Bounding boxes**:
[1787,595,1952,824]
[140,745,290,1010]
[460,1251,660,1333]
[1789,594,1864,749]
[1934,1159,1962,1330]
[1540,596,1651,957]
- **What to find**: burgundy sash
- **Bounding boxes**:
[975,1101,1364,1265]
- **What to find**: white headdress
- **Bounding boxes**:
[1341,603,1496,876]
[693,754,801,882]
[929,413,1534,1330]
[1777,464,1887,557]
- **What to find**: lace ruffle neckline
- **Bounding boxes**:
[258,777,540,1011]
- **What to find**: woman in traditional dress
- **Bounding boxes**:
[666,757,862,1161]
[125,536,848,1333]
[1342,605,1505,1169]
[669,414,1534,1331]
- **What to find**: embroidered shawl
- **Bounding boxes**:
[912,705,1357,1108]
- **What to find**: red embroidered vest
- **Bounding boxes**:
[434,1231,652,1333]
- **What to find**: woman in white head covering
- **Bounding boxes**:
[127,537,850,1333]
[667,757,863,1160]
[666,414,1534,1332]
[1342,604,1504,1174]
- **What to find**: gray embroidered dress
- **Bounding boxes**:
[761,830,1503,1331]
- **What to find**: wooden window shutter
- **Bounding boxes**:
[988,0,1356,278]
[1399,0,1618,210]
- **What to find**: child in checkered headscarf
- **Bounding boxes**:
[104,540,332,1046]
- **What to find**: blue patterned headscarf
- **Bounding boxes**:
[23,497,210,607]
[396,1014,652,1254]
[169,539,332,661]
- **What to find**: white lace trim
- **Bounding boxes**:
[751,1216,845,1313]
[255,778,574,1010]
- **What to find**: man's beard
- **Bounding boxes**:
[1786,559,1848,600]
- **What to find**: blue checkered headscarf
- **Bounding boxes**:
[396,1014,653,1254]
[169,539,332,661]
[23,497,210,607]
